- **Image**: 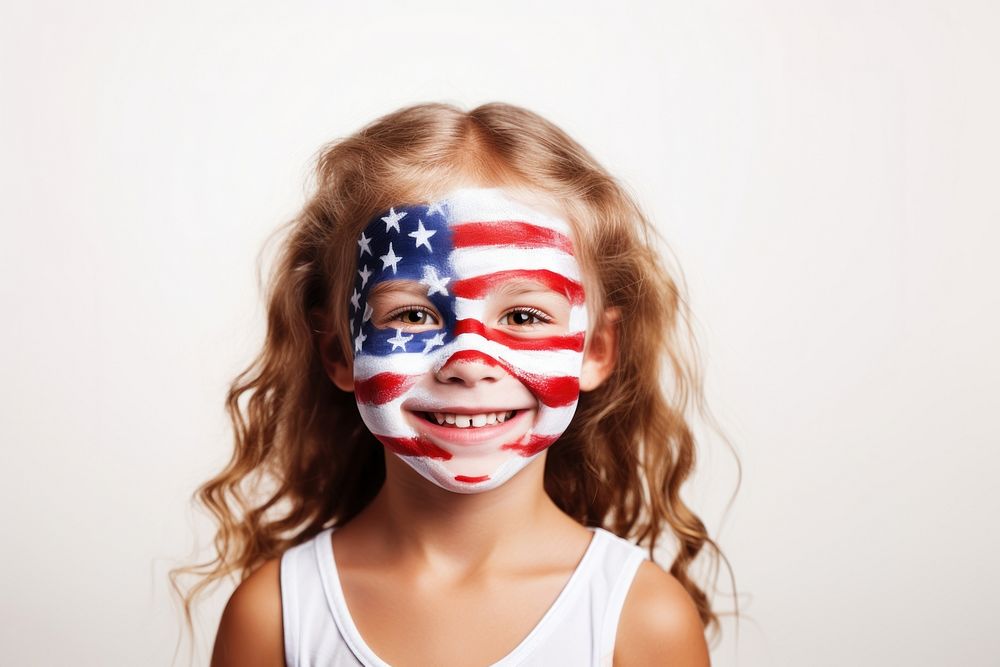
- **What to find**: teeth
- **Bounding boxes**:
[428,410,518,429]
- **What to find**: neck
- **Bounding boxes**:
[361,453,560,573]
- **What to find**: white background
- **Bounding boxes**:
[2,1,998,665]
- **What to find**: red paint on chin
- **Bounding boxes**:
[501,433,560,457]
[375,435,453,460]
[355,373,417,404]
[454,475,490,483]
[440,350,580,408]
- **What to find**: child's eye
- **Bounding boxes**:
[385,306,439,327]
[500,308,552,327]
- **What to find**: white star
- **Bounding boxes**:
[388,328,414,351]
[419,265,451,297]
[354,330,367,353]
[358,264,372,288]
[357,232,372,257]
[382,207,406,233]
[422,332,446,353]
[425,200,446,217]
[380,242,402,273]
[407,219,436,252]
[362,302,373,323]
[350,289,360,311]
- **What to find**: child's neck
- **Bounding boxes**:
[351,453,578,577]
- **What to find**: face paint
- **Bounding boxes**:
[348,187,588,493]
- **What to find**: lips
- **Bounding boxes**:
[404,407,533,446]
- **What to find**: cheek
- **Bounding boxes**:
[353,372,418,404]
[497,360,581,408]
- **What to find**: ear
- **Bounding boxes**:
[310,307,355,392]
[579,307,620,392]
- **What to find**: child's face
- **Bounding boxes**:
[346,186,589,493]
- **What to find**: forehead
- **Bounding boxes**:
[357,187,583,287]
[361,187,574,245]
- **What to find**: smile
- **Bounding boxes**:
[404,407,533,446]
[421,410,517,428]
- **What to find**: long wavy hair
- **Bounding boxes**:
[170,101,737,657]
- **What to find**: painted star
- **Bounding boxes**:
[354,330,367,354]
[388,328,414,351]
[362,302,373,323]
[358,264,372,288]
[422,332,446,353]
[357,232,372,257]
[350,289,360,311]
[425,200,446,217]
[381,207,406,233]
[380,242,402,273]
[407,219,436,252]
[419,265,450,297]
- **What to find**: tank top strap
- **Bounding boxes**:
[589,528,649,658]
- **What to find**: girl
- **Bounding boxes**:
[173,102,731,666]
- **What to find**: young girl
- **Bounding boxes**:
[174,102,730,666]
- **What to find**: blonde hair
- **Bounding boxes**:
[170,101,736,655]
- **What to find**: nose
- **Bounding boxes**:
[435,350,505,387]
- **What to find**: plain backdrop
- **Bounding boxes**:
[2,1,998,665]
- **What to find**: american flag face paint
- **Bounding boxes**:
[349,187,588,493]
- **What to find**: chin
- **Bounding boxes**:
[401,448,544,494]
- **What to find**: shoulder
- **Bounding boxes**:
[211,557,284,667]
[613,559,710,667]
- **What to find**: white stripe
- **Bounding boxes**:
[450,246,581,283]
[354,336,584,381]
[443,187,572,235]
[530,402,579,435]
[354,352,434,379]
[357,397,418,438]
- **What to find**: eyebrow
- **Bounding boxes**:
[368,278,561,299]
[491,278,556,297]
[368,280,430,299]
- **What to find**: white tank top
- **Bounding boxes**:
[280,526,648,667]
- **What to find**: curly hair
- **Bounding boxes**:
[170,101,737,660]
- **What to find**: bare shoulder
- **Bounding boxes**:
[210,557,284,667]
[614,559,710,666]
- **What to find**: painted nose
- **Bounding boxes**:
[435,350,505,386]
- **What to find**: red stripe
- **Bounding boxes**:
[442,350,502,368]
[454,475,490,483]
[354,373,417,404]
[452,221,575,255]
[453,319,585,352]
[511,374,579,408]
[375,435,452,460]
[452,270,585,305]
[501,433,561,457]
[440,350,580,407]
